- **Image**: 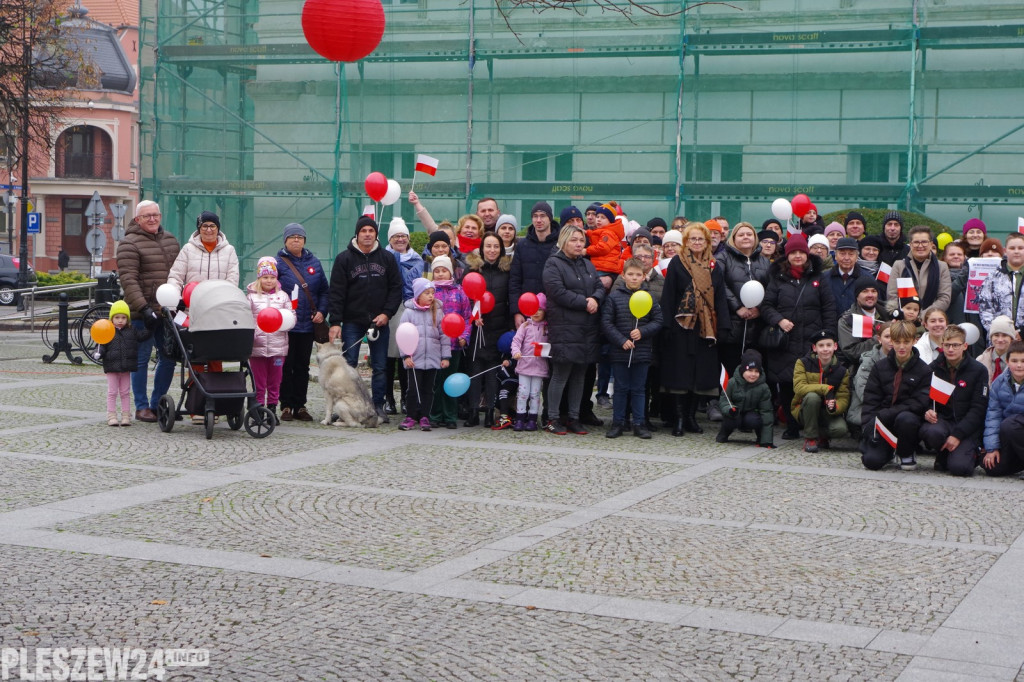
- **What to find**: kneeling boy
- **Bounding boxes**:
[792,329,851,453]
[982,340,1024,476]
[716,350,774,448]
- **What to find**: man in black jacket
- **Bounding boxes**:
[919,325,988,476]
[328,217,403,422]
[878,211,909,267]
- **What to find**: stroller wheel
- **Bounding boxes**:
[157,395,176,433]
[244,406,276,439]
[227,411,243,431]
[205,410,216,440]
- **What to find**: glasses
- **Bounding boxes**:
[942,342,965,349]
[688,237,706,243]
[635,254,654,261]
[286,234,305,241]
[910,241,931,247]
[138,213,161,220]
[199,224,218,231]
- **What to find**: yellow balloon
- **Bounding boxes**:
[629,290,653,319]
[90,319,115,345]
[937,232,953,251]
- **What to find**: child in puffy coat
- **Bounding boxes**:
[99,299,152,426]
[399,278,450,431]
[247,257,292,419]
[586,205,625,289]
[428,256,472,428]
[716,350,775,447]
[511,293,549,432]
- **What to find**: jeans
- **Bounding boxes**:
[131,319,176,411]
[341,322,389,408]
[611,361,649,424]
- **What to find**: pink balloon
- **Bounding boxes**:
[395,321,419,356]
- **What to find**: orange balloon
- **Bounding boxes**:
[90,319,115,345]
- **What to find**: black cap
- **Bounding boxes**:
[757,229,780,243]
[647,217,668,230]
[762,218,783,231]
[859,235,884,252]
[853,276,879,298]
[844,211,867,227]
[812,329,838,344]
[355,216,378,235]
[835,237,859,251]
[197,210,220,230]
[740,349,763,373]
[428,230,451,247]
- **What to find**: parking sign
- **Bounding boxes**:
[26,212,40,234]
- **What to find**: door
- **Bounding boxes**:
[63,198,89,256]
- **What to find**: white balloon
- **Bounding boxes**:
[739,280,765,308]
[155,283,181,308]
[395,321,419,356]
[960,322,980,346]
[279,308,297,332]
[771,198,793,222]
[381,179,401,206]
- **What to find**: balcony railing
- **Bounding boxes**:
[56,152,113,179]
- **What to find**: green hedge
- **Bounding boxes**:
[821,209,956,241]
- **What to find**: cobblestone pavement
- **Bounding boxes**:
[2,330,1024,680]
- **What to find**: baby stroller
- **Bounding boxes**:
[157,279,276,440]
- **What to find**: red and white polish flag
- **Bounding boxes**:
[415,154,439,176]
[851,313,874,338]
[720,364,729,392]
[291,284,299,310]
[470,300,481,322]
[929,374,956,405]
[787,222,801,237]
[877,261,892,284]
[1018,217,1024,235]
[362,205,375,219]
[531,342,551,357]
[875,418,898,449]
[896,277,918,299]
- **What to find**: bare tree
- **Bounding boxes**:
[492,0,740,37]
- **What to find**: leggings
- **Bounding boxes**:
[250,356,284,406]
[106,372,131,412]
[548,362,586,421]
[516,375,544,415]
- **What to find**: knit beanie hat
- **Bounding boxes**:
[496,214,518,231]
[762,218,783,232]
[859,234,884,252]
[559,205,583,225]
[109,300,131,319]
[853,276,879,298]
[808,234,830,250]
[536,292,547,311]
[629,227,652,246]
[883,210,903,228]
[257,256,278,278]
[647,217,668,231]
[784,234,809,256]
[704,219,723,233]
[283,222,306,243]
[844,211,867,228]
[531,201,553,220]
[197,210,220,230]
[586,202,603,214]
[740,349,763,374]
[430,255,453,275]
[962,218,987,236]
[757,229,780,243]
[594,206,615,223]
[355,216,378,235]
[824,222,846,238]
[387,217,410,241]
[428,231,451,248]
[412,277,434,301]
[989,315,1016,340]
[662,229,683,247]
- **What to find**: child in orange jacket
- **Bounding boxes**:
[587,205,624,289]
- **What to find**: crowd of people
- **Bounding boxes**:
[106,197,1024,478]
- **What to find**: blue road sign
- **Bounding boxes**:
[0,184,23,191]
[26,212,40,234]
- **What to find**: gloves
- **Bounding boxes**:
[729,407,738,415]
[92,350,102,361]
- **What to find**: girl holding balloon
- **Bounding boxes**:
[428,256,472,428]
[396,279,450,431]
[464,234,512,427]
[96,300,152,426]
[247,257,293,422]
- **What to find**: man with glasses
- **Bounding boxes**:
[919,324,988,476]
[885,224,951,313]
[116,200,181,422]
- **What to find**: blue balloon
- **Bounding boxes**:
[498,331,515,355]
[443,372,471,398]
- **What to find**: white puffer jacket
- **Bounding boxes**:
[168,231,240,288]
[247,281,291,358]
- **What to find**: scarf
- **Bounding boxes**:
[901,253,940,309]
[458,234,481,254]
[674,251,718,341]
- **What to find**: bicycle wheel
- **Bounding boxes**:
[40,317,57,350]
[77,303,112,362]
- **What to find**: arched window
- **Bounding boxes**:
[55,126,113,179]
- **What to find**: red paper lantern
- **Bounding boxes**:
[257,307,283,333]
[462,272,486,301]
[441,313,465,339]
[791,194,812,219]
[182,282,199,307]
[480,291,495,315]
[518,292,539,317]
[301,0,386,63]
[364,172,388,202]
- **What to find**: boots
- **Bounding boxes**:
[672,395,686,437]
[513,413,525,432]
[484,409,494,428]
[715,424,733,443]
[107,412,119,426]
[682,394,703,433]
[524,414,538,432]
[268,404,279,425]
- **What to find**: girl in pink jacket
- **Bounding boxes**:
[510,293,549,431]
[247,257,291,419]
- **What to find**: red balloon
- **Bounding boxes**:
[441,313,465,339]
[480,291,495,315]
[364,172,388,202]
[182,282,198,307]
[257,307,283,333]
[301,0,386,63]
[518,292,539,317]
[791,194,812,219]
[462,272,486,301]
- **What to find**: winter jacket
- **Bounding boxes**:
[600,280,663,365]
[838,302,880,367]
[847,345,885,428]
[247,281,291,358]
[328,238,403,327]
[613,269,665,308]
[928,354,988,442]
[886,255,952,312]
[433,279,472,350]
[861,348,931,429]
[586,219,624,275]
[879,234,909,267]
[115,222,180,319]
[387,247,425,301]
[716,243,771,344]
[542,249,606,363]
[509,226,558,316]
[510,319,550,378]
[759,256,838,385]
[977,347,1011,385]
[168,231,240,289]
[914,334,942,365]
[984,371,1024,451]
[826,264,870,316]
[976,259,1024,333]
[719,366,774,444]
[100,325,152,373]
[466,252,513,351]
[276,247,329,334]
[400,299,451,370]
[791,352,851,418]
[801,216,825,237]
[946,266,968,324]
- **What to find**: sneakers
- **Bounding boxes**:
[398,417,416,431]
[804,438,819,453]
[633,424,652,439]
[580,411,604,427]
[192,414,205,426]
[547,420,568,435]
[596,395,611,408]
[566,419,588,435]
[419,417,431,431]
[280,407,294,422]
[900,454,918,471]
[295,407,314,422]
[493,414,513,430]
[375,406,390,425]
[606,422,624,439]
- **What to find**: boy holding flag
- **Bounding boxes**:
[919,325,988,476]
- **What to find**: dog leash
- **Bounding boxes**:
[339,327,380,355]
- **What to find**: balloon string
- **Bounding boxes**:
[468,362,503,380]
[409,367,420,408]
[627,319,638,368]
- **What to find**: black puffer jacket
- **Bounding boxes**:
[879,233,909,267]
[600,280,663,365]
[466,252,513,351]
[100,325,153,374]
[542,249,606,363]
[760,255,838,384]
[716,243,771,344]
[510,226,558,316]
[928,354,989,441]
[861,348,931,429]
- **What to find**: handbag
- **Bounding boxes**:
[758,279,808,350]
[279,256,331,343]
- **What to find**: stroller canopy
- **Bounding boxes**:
[187,280,255,332]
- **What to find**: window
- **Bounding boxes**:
[856,149,927,184]
[684,151,741,183]
[520,151,572,182]
[55,126,112,179]
[368,151,416,179]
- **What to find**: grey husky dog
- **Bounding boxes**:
[315,342,380,428]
